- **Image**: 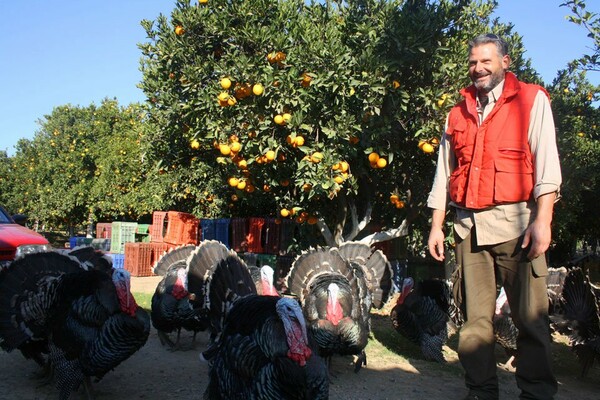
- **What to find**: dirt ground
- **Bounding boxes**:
[1,276,599,400]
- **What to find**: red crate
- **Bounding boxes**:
[149,242,172,266]
[262,218,281,255]
[149,211,167,242]
[96,222,112,239]
[163,211,200,246]
[124,242,154,277]
[247,217,265,253]
[230,218,248,252]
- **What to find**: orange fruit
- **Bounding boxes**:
[392,80,400,89]
[418,140,427,149]
[190,139,200,150]
[286,135,293,145]
[230,141,242,153]
[175,25,185,35]
[376,158,387,168]
[280,179,290,187]
[237,159,247,168]
[265,150,276,161]
[307,216,318,225]
[219,144,231,155]
[390,194,400,203]
[311,152,323,163]
[334,175,344,184]
[302,183,312,192]
[282,113,292,122]
[339,161,349,172]
[294,136,305,147]
[220,77,232,90]
[227,97,237,106]
[218,92,229,102]
[395,200,405,209]
[199,0,208,4]
[422,143,435,153]
[368,152,380,163]
[263,184,271,192]
[274,115,285,125]
[280,208,290,218]
[228,177,239,187]
[236,180,247,190]
[252,84,264,96]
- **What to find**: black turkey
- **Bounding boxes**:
[202,295,328,400]
[558,267,600,377]
[151,244,206,349]
[391,277,449,363]
[285,244,392,372]
[0,249,112,369]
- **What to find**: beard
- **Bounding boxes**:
[472,69,505,93]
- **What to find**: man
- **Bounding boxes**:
[427,34,561,400]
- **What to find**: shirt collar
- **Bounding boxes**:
[477,79,505,107]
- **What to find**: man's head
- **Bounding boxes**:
[468,34,511,94]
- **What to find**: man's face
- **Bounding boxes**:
[468,43,510,94]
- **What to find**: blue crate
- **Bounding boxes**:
[215,218,230,248]
[69,236,87,249]
[201,219,216,241]
[108,253,125,269]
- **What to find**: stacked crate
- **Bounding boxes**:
[149,211,167,243]
[109,222,138,253]
[163,211,200,246]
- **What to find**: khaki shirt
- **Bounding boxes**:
[426,79,562,246]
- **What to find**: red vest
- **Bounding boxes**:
[447,72,548,209]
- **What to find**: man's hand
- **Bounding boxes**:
[521,219,551,260]
[521,192,556,259]
[428,226,446,261]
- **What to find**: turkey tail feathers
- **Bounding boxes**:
[152,244,196,276]
[339,242,393,309]
[285,247,350,302]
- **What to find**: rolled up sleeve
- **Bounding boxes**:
[528,90,562,200]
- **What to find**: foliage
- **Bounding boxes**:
[0,100,151,231]
[561,0,600,72]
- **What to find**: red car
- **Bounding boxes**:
[0,205,51,268]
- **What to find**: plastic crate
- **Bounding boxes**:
[96,223,112,239]
[246,217,265,253]
[109,222,138,254]
[262,218,281,255]
[230,218,248,252]
[200,219,216,241]
[149,242,171,266]
[149,211,167,243]
[124,242,154,277]
[163,211,200,246]
[278,219,296,255]
[215,218,230,248]
[110,253,125,269]
[69,236,87,249]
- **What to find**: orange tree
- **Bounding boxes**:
[3,100,152,233]
[139,0,536,247]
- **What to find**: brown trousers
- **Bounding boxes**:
[455,229,557,400]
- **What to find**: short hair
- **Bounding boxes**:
[468,34,509,57]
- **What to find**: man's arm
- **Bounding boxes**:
[521,191,556,260]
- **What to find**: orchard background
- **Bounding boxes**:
[1,0,599,264]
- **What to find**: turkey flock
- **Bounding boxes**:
[1,242,599,399]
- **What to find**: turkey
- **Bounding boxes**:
[203,295,328,400]
[187,240,258,341]
[558,267,600,377]
[0,250,149,398]
[194,242,328,399]
[150,244,206,349]
[0,249,112,369]
[492,287,518,370]
[391,277,450,363]
[47,267,150,399]
[285,244,392,372]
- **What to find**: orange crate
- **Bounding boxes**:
[163,211,200,246]
[96,222,112,239]
[124,243,154,277]
[149,242,172,266]
[149,211,167,242]
[247,217,265,253]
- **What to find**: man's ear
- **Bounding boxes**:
[502,54,511,70]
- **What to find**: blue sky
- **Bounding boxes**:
[1,0,598,157]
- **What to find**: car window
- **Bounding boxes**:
[0,207,12,223]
